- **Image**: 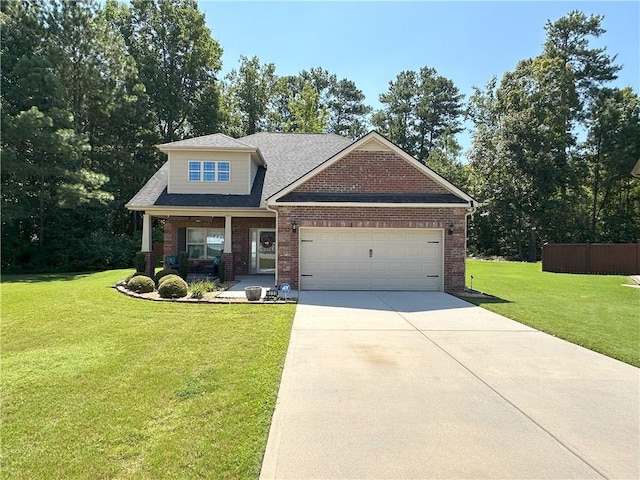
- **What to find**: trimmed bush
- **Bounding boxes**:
[133,251,146,273]
[121,271,145,285]
[154,268,179,286]
[126,274,155,294]
[158,274,182,286]
[178,251,189,280]
[158,276,188,299]
[218,257,225,283]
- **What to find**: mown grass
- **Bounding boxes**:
[466,260,640,367]
[1,270,295,479]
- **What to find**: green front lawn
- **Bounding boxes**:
[1,270,295,479]
[466,260,640,367]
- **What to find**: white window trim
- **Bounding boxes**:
[187,161,231,182]
[186,227,225,259]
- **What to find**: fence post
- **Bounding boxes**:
[585,242,590,274]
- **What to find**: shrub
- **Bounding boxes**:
[133,251,146,273]
[189,280,216,299]
[126,274,155,294]
[218,257,225,283]
[158,276,188,299]
[121,271,145,285]
[178,251,189,279]
[158,274,182,286]
[154,268,179,286]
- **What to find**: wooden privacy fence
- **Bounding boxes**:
[542,243,640,275]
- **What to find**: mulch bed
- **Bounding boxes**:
[114,283,297,304]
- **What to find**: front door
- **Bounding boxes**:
[250,229,276,273]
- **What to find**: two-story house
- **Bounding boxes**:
[126,131,477,292]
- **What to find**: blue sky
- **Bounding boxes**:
[200,1,639,150]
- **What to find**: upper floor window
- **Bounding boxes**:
[188,161,230,182]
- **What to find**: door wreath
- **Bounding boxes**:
[260,234,275,249]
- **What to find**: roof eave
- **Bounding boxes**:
[157,145,257,153]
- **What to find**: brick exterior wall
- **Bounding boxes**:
[230,217,276,275]
[295,150,450,194]
[163,216,276,276]
[274,147,469,293]
[275,206,468,293]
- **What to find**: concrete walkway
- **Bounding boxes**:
[260,291,639,479]
[216,275,298,299]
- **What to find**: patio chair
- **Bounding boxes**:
[165,255,179,270]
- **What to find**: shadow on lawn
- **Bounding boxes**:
[463,296,513,306]
[455,290,513,306]
[1,272,94,284]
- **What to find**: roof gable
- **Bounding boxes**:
[268,131,476,205]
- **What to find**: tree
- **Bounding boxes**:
[0,0,156,272]
[223,55,277,136]
[285,82,329,133]
[328,78,371,138]
[468,57,581,261]
[585,87,640,241]
[544,11,620,107]
[372,67,463,162]
[125,0,223,142]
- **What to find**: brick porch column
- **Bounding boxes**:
[144,251,154,278]
[222,252,234,281]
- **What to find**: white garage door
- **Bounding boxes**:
[299,228,443,291]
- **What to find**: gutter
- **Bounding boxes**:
[265,201,280,287]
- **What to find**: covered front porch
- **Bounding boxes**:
[139,210,276,280]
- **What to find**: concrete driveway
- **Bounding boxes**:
[260,292,639,479]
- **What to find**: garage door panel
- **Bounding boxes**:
[300,228,443,291]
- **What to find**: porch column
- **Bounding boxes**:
[223,216,232,253]
[141,214,154,277]
[222,215,234,281]
[141,213,152,252]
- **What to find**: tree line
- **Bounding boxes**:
[2,1,638,273]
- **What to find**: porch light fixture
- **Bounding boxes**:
[448,222,454,235]
[291,220,298,233]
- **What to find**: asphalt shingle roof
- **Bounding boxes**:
[154,167,265,208]
[126,161,170,208]
[239,132,352,201]
[157,133,254,149]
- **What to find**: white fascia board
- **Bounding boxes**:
[266,131,477,205]
[273,202,473,209]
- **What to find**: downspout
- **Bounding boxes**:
[265,200,279,288]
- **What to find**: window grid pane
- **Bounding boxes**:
[188,161,201,182]
[218,162,230,182]
[203,172,215,182]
